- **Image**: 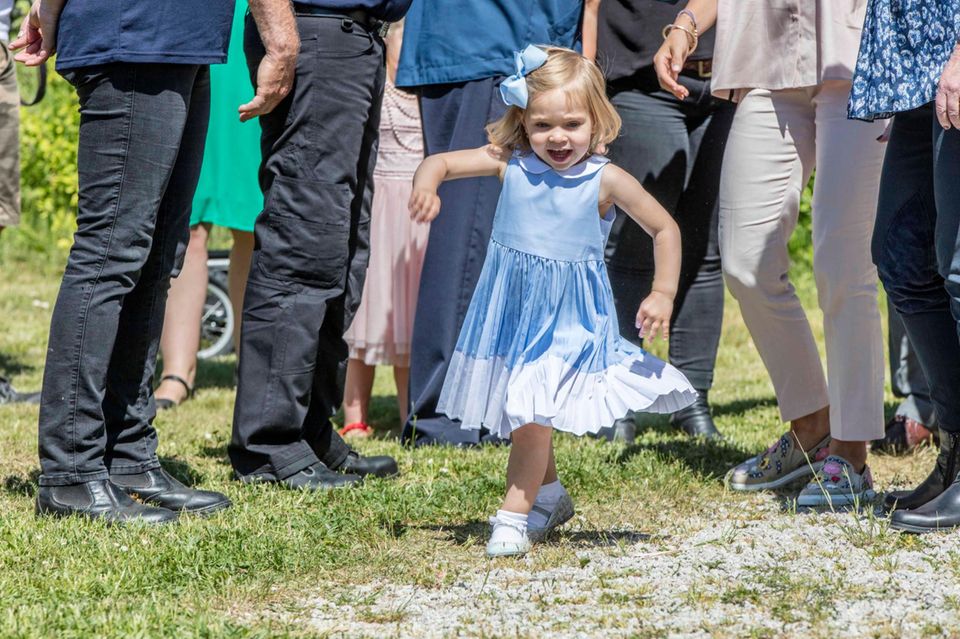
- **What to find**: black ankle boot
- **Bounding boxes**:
[670,392,721,439]
[110,468,232,515]
[884,428,960,512]
[36,480,178,524]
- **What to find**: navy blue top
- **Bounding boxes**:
[848,0,960,121]
[56,0,236,71]
[396,0,583,87]
[295,0,412,21]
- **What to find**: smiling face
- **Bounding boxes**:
[522,88,594,171]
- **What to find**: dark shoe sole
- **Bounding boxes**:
[235,472,361,490]
[889,521,957,534]
[35,505,178,525]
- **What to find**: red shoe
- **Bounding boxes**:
[339,422,374,439]
[871,415,936,454]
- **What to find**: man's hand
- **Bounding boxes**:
[936,45,960,130]
[242,0,300,121]
[9,0,65,67]
[239,49,297,122]
[635,291,674,341]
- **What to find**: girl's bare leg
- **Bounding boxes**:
[502,423,553,515]
[343,359,376,426]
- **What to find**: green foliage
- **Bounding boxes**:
[8,63,80,259]
[788,175,815,272]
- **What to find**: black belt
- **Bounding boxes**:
[291,3,389,36]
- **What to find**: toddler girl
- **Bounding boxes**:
[409,45,697,557]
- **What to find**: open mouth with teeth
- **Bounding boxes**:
[547,149,574,164]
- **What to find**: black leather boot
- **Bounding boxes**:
[335,451,399,479]
[238,462,362,490]
[670,392,721,439]
[891,475,960,533]
[36,479,178,524]
[111,468,231,515]
[884,428,960,512]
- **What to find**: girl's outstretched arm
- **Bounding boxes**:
[409,145,509,223]
[601,164,681,341]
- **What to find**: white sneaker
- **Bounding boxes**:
[486,515,531,558]
[528,492,575,543]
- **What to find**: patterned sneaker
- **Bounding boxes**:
[486,515,531,558]
[725,433,831,491]
[528,492,575,543]
[797,455,876,508]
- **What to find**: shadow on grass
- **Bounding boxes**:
[154,357,237,392]
[616,436,756,479]
[409,521,651,548]
[711,396,778,419]
[0,350,38,379]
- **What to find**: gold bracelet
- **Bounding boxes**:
[661,23,699,54]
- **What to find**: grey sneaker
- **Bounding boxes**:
[528,492,575,543]
[726,432,831,491]
[797,455,876,508]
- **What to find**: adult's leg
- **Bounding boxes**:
[155,223,211,405]
[874,106,960,434]
[719,88,828,443]
[606,84,731,397]
[39,64,206,486]
[809,81,886,464]
[230,15,384,480]
[886,296,939,435]
[882,107,960,529]
[228,229,255,353]
[402,78,505,446]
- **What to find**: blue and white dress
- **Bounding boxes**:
[437,152,697,438]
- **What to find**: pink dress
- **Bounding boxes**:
[345,82,428,367]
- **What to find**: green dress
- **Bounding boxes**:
[190,0,263,232]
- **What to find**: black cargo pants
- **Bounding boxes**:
[229,12,384,480]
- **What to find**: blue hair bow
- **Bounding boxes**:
[499,45,549,109]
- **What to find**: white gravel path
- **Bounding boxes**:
[307,502,960,638]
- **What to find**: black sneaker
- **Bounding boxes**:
[0,376,41,405]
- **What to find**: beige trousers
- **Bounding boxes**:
[719,82,887,441]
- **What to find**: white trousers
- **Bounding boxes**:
[719,81,887,441]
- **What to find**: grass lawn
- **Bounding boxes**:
[0,253,944,638]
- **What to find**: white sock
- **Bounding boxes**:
[489,510,528,545]
[528,481,566,529]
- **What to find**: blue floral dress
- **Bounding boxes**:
[848,0,960,121]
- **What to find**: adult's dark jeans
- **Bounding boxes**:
[38,64,210,486]
[229,13,384,480]
[605,72,734,393]
[402,77,506,447]
[873,103,960,433]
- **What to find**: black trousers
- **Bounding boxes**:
[39,64,210,486]
[605,72,733,393]
[873,104,960,432]
[402,77,506,446]
[229,14,384,479]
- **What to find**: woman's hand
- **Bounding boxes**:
[936,45,960,130]
[409,189,441,223]
[653,29,693,100]
[635,291,674,341]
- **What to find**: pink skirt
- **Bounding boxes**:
[345,175,430,366]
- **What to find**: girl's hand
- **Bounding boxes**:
[409,189,441,223]
[653,30,692,100]
[635,291,674,341]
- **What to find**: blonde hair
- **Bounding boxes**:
[486,46,621,154]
